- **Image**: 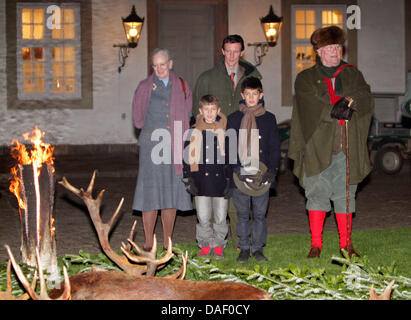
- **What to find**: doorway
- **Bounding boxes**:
[147,0,228,90]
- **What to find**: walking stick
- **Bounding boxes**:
[345,100,353,248]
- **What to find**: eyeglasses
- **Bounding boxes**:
[319,44,342,52]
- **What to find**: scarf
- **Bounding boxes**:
[189,112,227,172]
[317,57,345,96]
[238,102,265,165]
[318,58,357,127]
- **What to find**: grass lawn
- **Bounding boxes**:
[1,227,410,299]
[175,227,411,278]
[170,227,411,299]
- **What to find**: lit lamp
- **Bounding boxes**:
[113,5,144,73]
[248,5,283,66]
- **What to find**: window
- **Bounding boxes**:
[17,3,81,100]
[6,0,92,109]
[291,5,346,92]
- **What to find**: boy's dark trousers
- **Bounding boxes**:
[232,188,269,254]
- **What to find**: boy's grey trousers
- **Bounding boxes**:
[195,196,228,248]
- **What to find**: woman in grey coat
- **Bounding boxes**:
[132,48,192,250]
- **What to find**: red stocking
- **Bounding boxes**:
[308,210,326,250]
[335,213,352,249]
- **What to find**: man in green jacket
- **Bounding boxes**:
[288,26,374,258]
[193,35,262,249]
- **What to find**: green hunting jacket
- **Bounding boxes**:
[193,59,262,117]
[288,63,374,188]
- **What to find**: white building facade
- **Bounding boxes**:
[0,0,408,147]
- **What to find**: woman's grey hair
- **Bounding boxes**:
[151,48,172,63]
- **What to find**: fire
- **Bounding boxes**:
[9,126,55,217]
[10,126,54,169]
[50,217,56,237]
[9,166,26,213]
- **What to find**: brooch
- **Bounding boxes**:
[152,83,157,91]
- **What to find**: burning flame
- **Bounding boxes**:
[10,126,54,169]
[9,126,55,219]
[50,217,56,237]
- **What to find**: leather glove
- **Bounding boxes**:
[223,178,233,199]
[262,170,275,185]
[330,97,355,120]
[181,177,199,196]
[224,188,234,199]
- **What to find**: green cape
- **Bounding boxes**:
[288,63,374,187]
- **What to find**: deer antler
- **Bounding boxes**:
[0,260,31,300]
[58,171,176,277]
[121,236,174,276]
[164,251,188,280]
[4,245,71,300]
[369,280,395,300]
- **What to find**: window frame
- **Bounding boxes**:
[6,0,92,110]
[16,2,82,100]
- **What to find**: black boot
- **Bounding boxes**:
[307,246,321,258]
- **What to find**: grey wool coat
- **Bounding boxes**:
[132,74,192,212]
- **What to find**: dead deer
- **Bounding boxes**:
[1,171,270,300]
[369,280,395,300]
[4,243,269,300]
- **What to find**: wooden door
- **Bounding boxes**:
[158,4,214,89]
[147,0,228,90]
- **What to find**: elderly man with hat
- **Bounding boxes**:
[288,26,374,258]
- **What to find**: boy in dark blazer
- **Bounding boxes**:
[183,95,231,259]
[227,77,281,262]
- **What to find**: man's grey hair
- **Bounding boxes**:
[151,48,172,63]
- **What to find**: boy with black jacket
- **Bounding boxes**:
[227,77,281,262]
[183,95,231,259]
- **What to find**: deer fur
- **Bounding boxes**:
[48,271,271,300]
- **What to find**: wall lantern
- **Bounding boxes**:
[247,5,283,66]
[113,5,144,73]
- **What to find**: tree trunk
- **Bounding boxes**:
[17,163,58,282]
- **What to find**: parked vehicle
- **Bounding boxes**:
[368,117,411,175]
[368,71,411,174]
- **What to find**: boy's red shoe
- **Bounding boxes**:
[213,247,224,259]
[198,246,211,257]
